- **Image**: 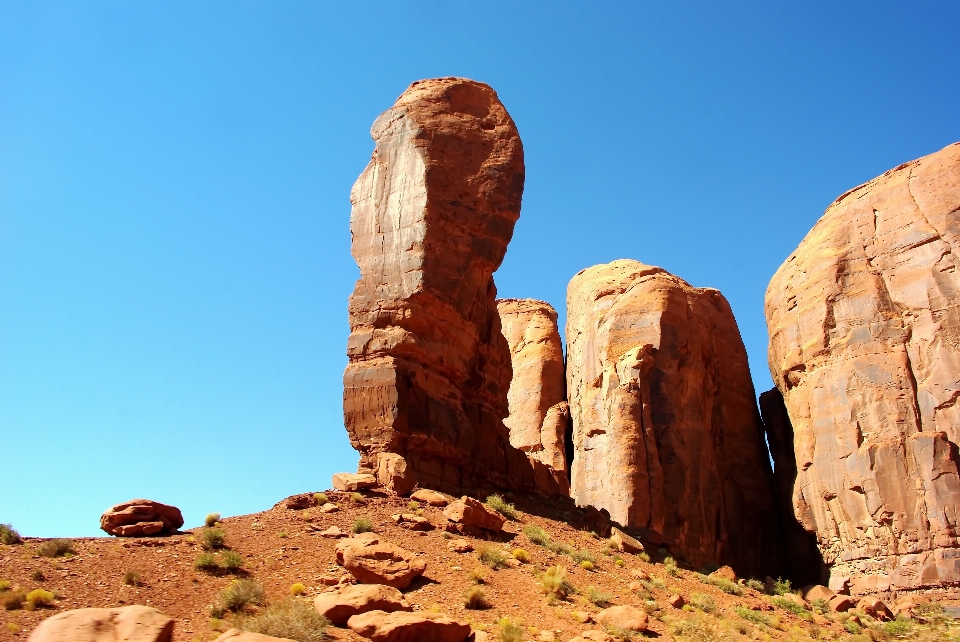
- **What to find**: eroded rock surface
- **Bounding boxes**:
[343,77,559,495]
[497,298,570,494]
[566,259,782,576]
[765,141,960,592]
[100,500,183,537]
[313,584,411,625]
[347,610,471,642]
[27,605,173,642]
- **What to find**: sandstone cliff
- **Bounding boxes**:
[566,259,782,576]
[343,77,561,495]
[766,141,960,594]
[497,298,570,494]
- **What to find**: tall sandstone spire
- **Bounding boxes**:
[566,259,784,577]
[343,78,562,495]
[766,142,960,594]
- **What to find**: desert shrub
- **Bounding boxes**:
[279,532,288,539]
[913,601,945,620]
[512,548,530,563]
[586,586,613,607]
[220,551,245,571]
[194,553,219,572]
[539,565,573,601]
[690,593,717,614]
[485,494,518,520]
[351,518,373,534]
[407,501,419,511]
[809,598,830,612]
[31,570,45,582]
[464,585,489,609]
[615,559,626,568]
[745,578,764,592]
[467,567,487,584]
[641,577,666,591]
[496,616,523,642]
[580,560,595,571]
[637,551,650,562]
[663,556,680,576]
[843,618,861,634]
[0,580,10,591]
[240,598,327,642]
[24,589,55,610]
[602,623,636,641]
[698,574,743,596]
[441,531,452,540]
[771,596,808,615]
[205,513,221,527]
[350,492,365,504]
[772,577,792,595]
[571,548,596,566]
[37,539,74,558]
[882,618,911,636]
[0,524,21,545]
[289,583,306,596]
[214,579,265,616]
[123,570,142,586]
[2,590,27,610]
[5,623,19,634]
[523,525,553,547]
[478,546,508,570]
[200,528,226,551]
[736,607,775,627]
[313,493,328,505]
[672,615,717,641]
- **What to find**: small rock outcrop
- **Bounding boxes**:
[566,259,783,576]
[595,605,648,633]
[347,610,471,642]
[27,605,173,642]
[338,536,426,589]
[765,141,960,592]
[442,496,505,532]
[343,77,561,496]
[100,500,184,537]
[313,584,411,625]
[496,298,571,494]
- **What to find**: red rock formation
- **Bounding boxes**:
[343,78,560,495]
[100,500,183,537]
[766,141,960,593]
[566,259,782,576]
[496,298,570,494]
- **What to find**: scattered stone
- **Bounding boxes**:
[317,575,339,586]
[802,585,835,603]
[281,494,316,510]
[472,631,492,642]
[571,611,592,623]
[320,503,340,514]
[411,489,451,507]
[213,630,295,642]
[347,610,471,642]
[313,584,411,626]
[780,593,807,609]
[376,454,417,496]
[443,497,505,532]
[630,569,649,581]
[668,595,685,609]
[569,631,613,642]
[829,595,854,613]
[628,581,643,593]
[504,558,521,568]
[341,540,426,589]
[857,597,893,621]
[609,528,644,555]
[390,514,433,531]
[321,526,348,538]
[332,473,377,492]
[596,605,648,633]
[100,500,184,537]
[447,539,474,554]
[27,606,173,642]
[709,566,736,582]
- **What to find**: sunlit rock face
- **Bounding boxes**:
[765,142,960,593]
[343,77,561,495]
[566,259,783,577]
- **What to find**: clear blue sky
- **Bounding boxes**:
[2,2,958,537]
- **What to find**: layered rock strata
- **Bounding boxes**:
[766,142,960,593]
[343,77,560,495]
[566,259,782,576]
[496,298,570,493]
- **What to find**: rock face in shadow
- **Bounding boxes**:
[759,388,828,586]
[343,77,561,495]
[765,141,960,594]
[496,298,570,494]
[565,259,783,577]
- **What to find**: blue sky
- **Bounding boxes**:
[2,2,959,537]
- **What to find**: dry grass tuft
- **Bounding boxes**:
[239,598,328,642]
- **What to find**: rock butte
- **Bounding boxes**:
[566,259,783,576]
[343,77,562,495]
[766,141,960,593]
[496,298,570,494]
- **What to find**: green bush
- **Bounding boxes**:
[772,577,792,595]
[0,524,21,545]
[478,546,508,570]
[123,570,142,586]
[671,615,717,641]
[485,494,518,520]
[464,585,489,609]
[240,598,327,642]
[883,618,912,636]
[194,553,219,572]
[843,618,861,634]
[200,528,226,551]
[637,551,650,562]
[523,525,552,547]
[736,606,773,626]
[351,518,373,534]
[214,579,264,616]
[690,593,717,613]
[697,574,743,596]
[313,492,328,505]
[539,565,573,601]
[220,551,245,571]
[496,616,523,642]
[586,586,613,607]
[37,539,74,558]
[745,578,765,592]
[205,513,221,527]
[771,596,808,615]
